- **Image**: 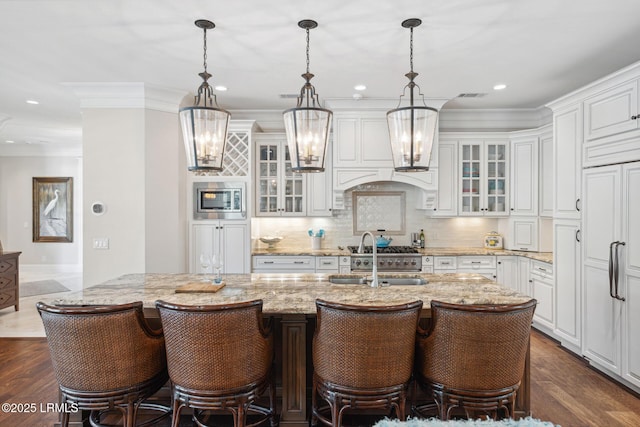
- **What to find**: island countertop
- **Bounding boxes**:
[49,272,533,314]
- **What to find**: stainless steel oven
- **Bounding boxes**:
[347,246,422,273]
[193,181,246,220]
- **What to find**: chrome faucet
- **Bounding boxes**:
[358,231,379,288]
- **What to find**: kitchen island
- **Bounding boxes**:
[50,273,534,425]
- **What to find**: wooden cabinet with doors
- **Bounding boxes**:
[0,252,21,312]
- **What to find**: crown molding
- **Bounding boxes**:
[62,82,186,113]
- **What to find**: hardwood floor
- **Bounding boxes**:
[0,331,638,426]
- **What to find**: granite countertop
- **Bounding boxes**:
[252,247,553,264]
[48,273,533,315]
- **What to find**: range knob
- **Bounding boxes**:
[363,260,370,266]
[395,260,401,266]
[387,260,394,266]
[355,260,362,266]
[404,261,409,266]
[411,260,417,266]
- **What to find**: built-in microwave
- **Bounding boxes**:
[193,181,246,220]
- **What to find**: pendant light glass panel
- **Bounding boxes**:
[180,106,230,171]
[283,106,331,172]
[387,105,438,171]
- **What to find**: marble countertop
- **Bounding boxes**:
[252,247,553,264]
[48,273,533,315]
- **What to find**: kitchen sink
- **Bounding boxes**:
[328,276,426,286]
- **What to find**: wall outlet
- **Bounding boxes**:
[93,238,109,249]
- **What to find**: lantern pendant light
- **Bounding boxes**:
[283,19,332,173]
[179,19,231,172]
[387,18,438,172]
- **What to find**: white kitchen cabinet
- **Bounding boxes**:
[253,256,315,273]
[539,128,553,217]
[553,219,582,354]
[552,104,582,219]
[421,256,434,274]
[456,256,497,280]
[458,140,509,216]
[432,140,457,216]
[315,256,339,273]
[496,256,519,291]
[339,256,351,274]
[306,140,333,217]
[506,217,539,252]
[191,222,249,274]
[583,80,639,139]
[255,134,306,217]
[531,261,554,333]
[518,257,531,296]
[583,163,640,390]
[509,133,538,216]
[583,80,640,167]
[333,113,393,168]
[434,256,457,272]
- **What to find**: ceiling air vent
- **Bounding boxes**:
[279,94,299,99]
[457,93,488,98]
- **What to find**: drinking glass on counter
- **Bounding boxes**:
[212,254,223,284]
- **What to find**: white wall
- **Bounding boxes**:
[0,156,82,267]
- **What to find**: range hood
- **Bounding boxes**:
[332,167,438,209]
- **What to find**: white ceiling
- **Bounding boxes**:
[2,0,640,152]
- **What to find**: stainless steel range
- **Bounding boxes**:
[348,246,422,272]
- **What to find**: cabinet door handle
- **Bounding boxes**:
[632,115,639,120]
[614,242,626,301]
[609,241,617,299]
[263,261,274,264]
[293,261,305,264]
[576,198,581,212]
[575,229,581,242]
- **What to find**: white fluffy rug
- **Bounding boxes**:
[373,417,559,427]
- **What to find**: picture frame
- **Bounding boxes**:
[33,177,73,243]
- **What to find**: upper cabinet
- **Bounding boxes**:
[458,139,509,216]
[332,112,438,201]
[432,140,457,216]
[552,104,583,220]
[254,134,306,217]
[254,133,333,217]
[509,131,539,216]
[583,79,640,167]
[538,126,553,217]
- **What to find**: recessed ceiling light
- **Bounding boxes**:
[5,140,15,143]
[214,85,227,91]
[493,84,507,91]
[354,84,367,91]
[26,99,39,105]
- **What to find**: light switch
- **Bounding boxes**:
[93,238,109,249]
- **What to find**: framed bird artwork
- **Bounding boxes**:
[32,177,73,243]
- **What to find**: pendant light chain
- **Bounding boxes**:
[305,27,311,75]
[202,27,208,74]
[410,26,415,74]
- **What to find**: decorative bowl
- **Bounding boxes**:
[259,236,283,249]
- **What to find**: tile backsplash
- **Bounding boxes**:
[251,182,501,250]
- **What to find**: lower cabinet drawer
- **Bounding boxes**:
[457,256,497,269]
[434,257,457,270]
[253,256,315,272]
[316,257,339,271]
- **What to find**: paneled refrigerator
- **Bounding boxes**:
[582,162,640,390]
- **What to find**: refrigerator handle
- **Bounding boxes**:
[609,241,617,299]
[614,242,626,301]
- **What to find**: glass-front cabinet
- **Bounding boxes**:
[459,140,509,216]
[255,134,305,216]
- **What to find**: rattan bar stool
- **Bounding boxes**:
[414,299,537,420]
[311,299,423,427]
[36,301,170,427]
[156,299,277,427]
